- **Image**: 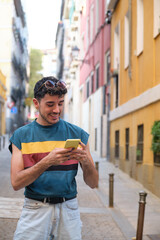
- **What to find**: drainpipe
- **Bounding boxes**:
[128,0,132,80]
[107,84,110,161]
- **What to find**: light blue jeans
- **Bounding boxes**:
[14,197,82,240]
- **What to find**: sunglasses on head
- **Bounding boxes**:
[35,80,67,94]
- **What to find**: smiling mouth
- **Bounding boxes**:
[50,114,59,119]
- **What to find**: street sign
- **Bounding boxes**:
[11,106,17,114]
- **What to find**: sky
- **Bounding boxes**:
[23,0,61,50]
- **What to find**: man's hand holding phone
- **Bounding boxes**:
[64,139,89,164]
[45,139,81,166]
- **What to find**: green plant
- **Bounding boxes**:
[136,149,142,156]
[151,121,160,153]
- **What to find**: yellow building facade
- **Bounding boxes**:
[109,0,160,197]
[0,0,12,95]
[0,70,6,135]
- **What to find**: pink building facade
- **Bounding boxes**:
[79,0,111,158]
[80,1,110,90]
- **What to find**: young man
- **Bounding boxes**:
[9,76,98,240]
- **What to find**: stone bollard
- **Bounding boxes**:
[136,191,147,240]
[109,173,114,207]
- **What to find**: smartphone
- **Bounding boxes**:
[64,139,81,149]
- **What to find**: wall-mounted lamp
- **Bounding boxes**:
[71,46,90,64]
[105,10,112,24]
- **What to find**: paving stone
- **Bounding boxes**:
[81,213,126,240]
[0,218,17,240]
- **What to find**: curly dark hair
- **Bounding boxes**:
[34,76,67,101]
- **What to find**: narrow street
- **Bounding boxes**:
[1,142,160,239]
[1,4,160,240]
[0,144,125,240]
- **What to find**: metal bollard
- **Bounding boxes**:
[109,173,114,207]
[95,162,99,172]
[95,162,99,188]
[136,191,147,240]
[3,136,5,148]
[0,137,1,151]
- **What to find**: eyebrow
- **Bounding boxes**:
[46,100,64,104]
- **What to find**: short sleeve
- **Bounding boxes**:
[81,130,89,145]
[9,129,22,153]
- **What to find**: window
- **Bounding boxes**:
[115,130,119,158]
[90,4,94,43]
[124,11,129,69]
[115,75,119,108]
[95,64,100,90]
[151,121,160,165]
[136,124,144,162]
[137,0,144,55]
[95,128,97,151]
[86,16,89,49]
[105,51,110,84]
[96,0,99,33]
[153,0,160,38]
[125,128,129,160]
[114,23,120,70]
[102,85,106,115]
[86,78,90,99]
[90,72,94,94]
[81,33,85,57]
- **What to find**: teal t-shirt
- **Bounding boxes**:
[10,119,89,199]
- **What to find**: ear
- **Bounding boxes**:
[33,98,39,110]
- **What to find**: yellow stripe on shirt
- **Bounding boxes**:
[21,141,65,154]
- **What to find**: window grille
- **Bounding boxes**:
[115,130,119,158]
[125,128,129,160]
[136,124,143,162]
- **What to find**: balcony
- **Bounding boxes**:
[12,55,28,81]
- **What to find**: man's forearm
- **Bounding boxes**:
[11,156,51,191]
[81,161,99,188]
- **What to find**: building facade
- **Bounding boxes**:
[41,49,57,77]
[109,0,160,197]
[79,0,111,158]
[0,70,6,135]
[0,0,29,134]
[62,0,83,125]
[62,0,111,158]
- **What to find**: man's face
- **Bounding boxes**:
[33,94,65,125]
